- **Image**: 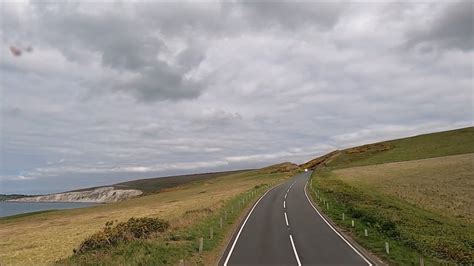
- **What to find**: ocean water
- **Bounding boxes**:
[0,201,98,218]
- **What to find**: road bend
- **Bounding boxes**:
[220,171,372,265]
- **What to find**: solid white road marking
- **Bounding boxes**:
[304,180,373,266]
[289,234,302,266]
[284,212,289,226]
[284,193,288,199]
[223,184,282,266]
[283,201,286,209]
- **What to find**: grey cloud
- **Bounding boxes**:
[27,3,207,102]
[239,1,345,30]
[407,1,473,51]
[1,2,472,194]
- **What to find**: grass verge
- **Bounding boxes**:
[308,169,473,264]
[60,183,276,265]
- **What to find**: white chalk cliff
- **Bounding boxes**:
[8,187,142,203]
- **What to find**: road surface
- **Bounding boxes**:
[220,171,373,265]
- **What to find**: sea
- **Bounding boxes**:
[0,201,98,218]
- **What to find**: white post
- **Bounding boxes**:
[342,213,345,220]
[199,237,203,253]
[326,202,329,209]
[385,242,390,254]
[351,220,355,227]
[225,210,227,220]
[210,227,213,240]
[364,229,368,237]
[419,256,424,266]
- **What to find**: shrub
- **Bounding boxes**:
[75,217,169,254]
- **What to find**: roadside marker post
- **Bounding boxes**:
[385,242,390,255]
[220,217,223,228]
[364,229,368,237]
[342,213,345,221]
[198,237,203,253]
[210,227,213,240]
[419,256,424,266]
[351,220,355,227]
[225,211,228,220]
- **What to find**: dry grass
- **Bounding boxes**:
[334,153,474,221]
[0,170,288,265]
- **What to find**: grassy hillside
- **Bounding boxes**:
[0,194,30,201]
[306,127,474,264]
[335,153,474,222]
[112,169,250,193]
[327,126,474,169]
[0,165,297,265]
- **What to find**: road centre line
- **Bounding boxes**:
[284,212,289,226]
[289,234,302,266]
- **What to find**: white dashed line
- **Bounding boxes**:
[283,201,286,209]
[284,212,289,226]
[289,234,302,266]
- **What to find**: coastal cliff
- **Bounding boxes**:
[8,187,142,203]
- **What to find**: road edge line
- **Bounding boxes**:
[304,178,374,266]
[222,182,283,266]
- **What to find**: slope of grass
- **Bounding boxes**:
[62,184,272,265]
[327,126,474,169]
[0,166,296,265]
[309,155,474,264]
[335,153,474,221]
[113,169,251,194]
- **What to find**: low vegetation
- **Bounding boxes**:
[0,194,30,201]
[335,153,474,222]
[74,217,170,254]
[327,126,474,169]
[62,183,275,265]
[309,166,473,264]
[0,165,297,265]
[306,127,474,264]
[112,169,251,194]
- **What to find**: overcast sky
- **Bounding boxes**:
[1,1,472,194]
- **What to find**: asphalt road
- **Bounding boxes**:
[220,171,373,266]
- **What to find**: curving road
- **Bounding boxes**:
[220,171,373,265]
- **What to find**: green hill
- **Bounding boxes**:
[112,169,251,194]
[327,126,474,169]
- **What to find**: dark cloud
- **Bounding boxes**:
[407,1,474,51]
